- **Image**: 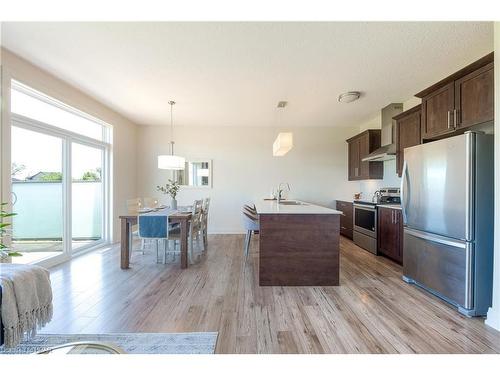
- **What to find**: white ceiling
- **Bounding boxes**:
[1,22,493,128]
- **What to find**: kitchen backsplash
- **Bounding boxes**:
[357,159,401,201]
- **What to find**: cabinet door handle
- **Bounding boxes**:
[447,110,452,129]
[391,210,394,224]
[453,109,458,128]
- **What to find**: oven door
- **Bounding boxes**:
[353,204,377,238]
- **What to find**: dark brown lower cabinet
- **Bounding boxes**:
[377,207,403,264]
[336,200,353,239]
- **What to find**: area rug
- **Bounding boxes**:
[0,332,218,354]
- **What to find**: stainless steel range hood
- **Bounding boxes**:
[363,143,397,161]
[362,103,403,162]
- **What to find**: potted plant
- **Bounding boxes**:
[0,202,21,261]
[157,179,180,210]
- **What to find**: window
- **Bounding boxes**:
[11,81,110,142]
[10,80,112,266]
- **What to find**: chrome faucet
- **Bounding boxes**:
[277,182,291,203]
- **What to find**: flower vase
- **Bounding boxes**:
[171,198,178,210]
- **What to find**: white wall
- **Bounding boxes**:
[0,48,139,242]
[137,125,360,233]
[486,22,500,332]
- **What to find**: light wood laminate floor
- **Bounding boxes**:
[41,235,500,353]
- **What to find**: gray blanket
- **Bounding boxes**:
[0,264,53,348]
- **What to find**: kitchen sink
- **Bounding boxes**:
[279,200,307,205]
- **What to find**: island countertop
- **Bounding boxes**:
[255,199,342,215]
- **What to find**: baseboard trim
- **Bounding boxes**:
[207,231,246,235]
[486,306,500,331]
[113,231,247,245]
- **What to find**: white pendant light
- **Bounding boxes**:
[272,101,293,157]
[273,132,293,156]
[158,100,185,170]
[158,154,185,170]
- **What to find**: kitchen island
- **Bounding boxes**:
[255,200,342,286]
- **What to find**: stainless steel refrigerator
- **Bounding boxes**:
[401,131,494,316]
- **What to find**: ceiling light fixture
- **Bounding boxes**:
[273,132,293,156]
[273,102,293,157]
[338,91,361,103]
[158,100,186,170]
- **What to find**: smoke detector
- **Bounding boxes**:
[338,91,361,103]
[277,101,288,108]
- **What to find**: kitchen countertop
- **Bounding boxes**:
[255,199,342,215]
[376,204,402,210]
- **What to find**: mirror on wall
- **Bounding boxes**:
[174,160,212,188]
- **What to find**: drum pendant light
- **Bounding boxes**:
[158,100,185,170]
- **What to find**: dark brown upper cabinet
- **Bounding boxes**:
[346,130,383,181]
[348,136,360,180]
[420,82,455,139]
[394,105,421,177]
[416,52,493,141]
[454,62,494,129]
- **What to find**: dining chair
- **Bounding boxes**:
[137,214,172,264]
[142,197,159,209]
[201,197,211,251]
[126,198,149,255]
[242,205,259,258]
[126,198,142,213]
[168,199,204,264]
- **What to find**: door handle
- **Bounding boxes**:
[453,109,458,128]
[447,110,452,129]
[400,161,409,225]
[391,210,394,224]
[405,227,466,248]
[464,242,474,309]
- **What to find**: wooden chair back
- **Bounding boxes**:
[191,199,204,227]
[126,198,142,213]
[143,197,159,208]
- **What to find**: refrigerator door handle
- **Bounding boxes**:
[464,242,474,310]
[400,160,409,225]
[465,132,475,241]
[404,228,466,248]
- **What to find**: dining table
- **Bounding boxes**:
[119,207,192,270]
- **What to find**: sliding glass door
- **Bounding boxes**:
[9,80,111,266]
[71,142,105,252]
[11,126,66,264]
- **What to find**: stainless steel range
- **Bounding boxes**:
[353,188,400,254]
